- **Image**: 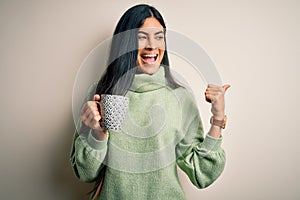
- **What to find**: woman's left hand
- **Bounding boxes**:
[205,84,231,119]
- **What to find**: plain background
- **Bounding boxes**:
[1,0,300,199]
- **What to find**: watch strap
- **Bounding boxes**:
[210,115,227,129]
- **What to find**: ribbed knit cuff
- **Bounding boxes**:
[202,135,223,152]
[87,130,108,150]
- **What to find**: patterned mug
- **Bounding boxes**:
[98,94,129,131]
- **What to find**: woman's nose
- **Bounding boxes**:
[145,37,156,49]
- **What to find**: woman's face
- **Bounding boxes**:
[136,17,165,74]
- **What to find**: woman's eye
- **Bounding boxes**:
[156,36,164,40]
[138,35,147,40]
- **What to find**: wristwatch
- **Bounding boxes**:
[210,115,227,129]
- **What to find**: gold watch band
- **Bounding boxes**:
[210,115,227,129]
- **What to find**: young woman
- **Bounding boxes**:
[70,4,230,200]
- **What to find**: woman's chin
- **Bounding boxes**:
[137,64,160,74]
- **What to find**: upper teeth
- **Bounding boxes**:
[143,54,156,57]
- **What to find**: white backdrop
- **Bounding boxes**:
[0,0,299,199]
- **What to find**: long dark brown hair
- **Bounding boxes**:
[95,4,181,96]
[91,4,182,199]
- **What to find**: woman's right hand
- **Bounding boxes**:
[80,94,108,140]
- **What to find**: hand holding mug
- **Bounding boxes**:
[80,94,108,139]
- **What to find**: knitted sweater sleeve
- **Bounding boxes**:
[176,90,226,189]
[70,83,108,182]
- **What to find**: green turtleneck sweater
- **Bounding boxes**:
[70,67,226,200]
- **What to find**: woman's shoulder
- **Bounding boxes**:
[173,86,196,101]
[170,86,201,123]
[172,86,199,110]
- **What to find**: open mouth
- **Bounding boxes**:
[141,54,158,64]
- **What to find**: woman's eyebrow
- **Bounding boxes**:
[138,31,148,35]
[154,31,164,35]
[138,30,164,35]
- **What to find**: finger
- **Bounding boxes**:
[81,114,88,124]
[80,101,95,116]
[223,84,231,92]
[94,94,101,101]
[87,108,101,121]
[206,88,222,94]
[205,89,222,97]
[92,113,101,129]
[82,105,95,118]
[86,101,100,120]
[90,116,101,129]
[206,85,223,93]
[204,90,210,102]
[205,90,213,98]
[205,96,211,103]
[86,100,98,108]
[80,103,88,115]
[81,105,91,122]
[85,103,100,120]
[82,112,93,127]
[207,84,217,88]
[205,93,215,103]
[86,112,100,129]
[83,111,92,125]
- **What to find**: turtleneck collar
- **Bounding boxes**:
[129,66,167,93]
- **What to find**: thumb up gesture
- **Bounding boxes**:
[205,84,230,119]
